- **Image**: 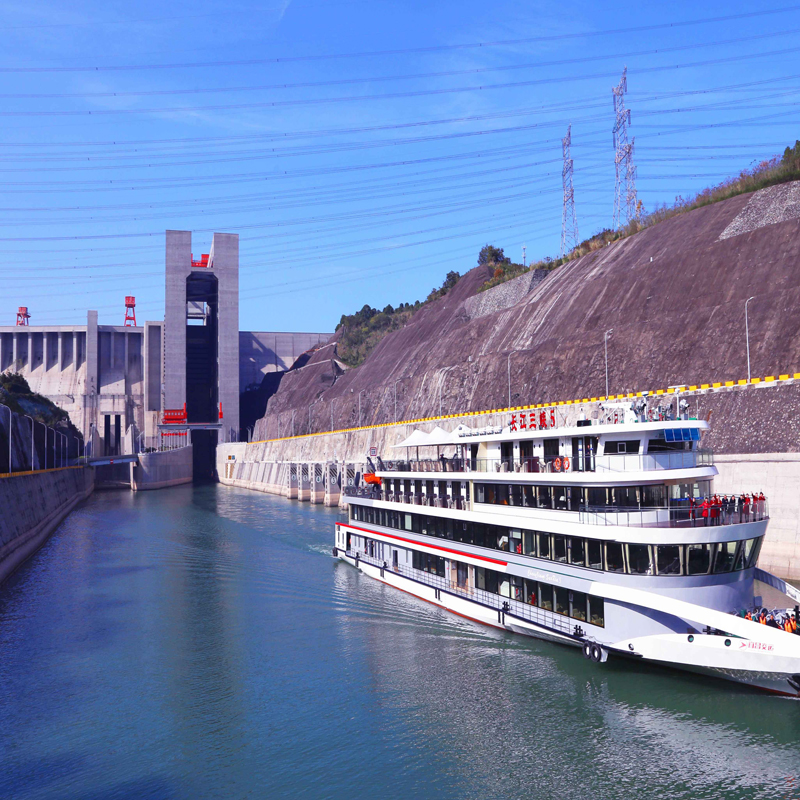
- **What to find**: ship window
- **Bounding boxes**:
[510,575,523,602]
[744,536,763,569]
[589,596,605,627]
[733,541,747,571]
[712,541,738,574]
[555,586,570,616]
[656,545,682,575]
[509,528,523,555]
[604,439,639,455]
[587,540,603,570]
[472,523,485,547]
[497,531,509,552]
[523,530,536,556]
[606,542,625,573]
[538,584,554,611]
[510,484,523,507]
[498,576,511,598]
[686,543,711,575]
[538,533,551,560]
[569,537,586,567]
[627,544,653,575]
[524,578,537,605]
[552,535,568,563]
[476,484,486,503]
[570,591,587,621]
[642,484,667,507]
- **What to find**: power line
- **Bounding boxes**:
[2,5,796,72]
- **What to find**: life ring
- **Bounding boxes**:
[582,641,593,660]
[553,457,562,472]
[562,457,571,472]
[590,643,603,663]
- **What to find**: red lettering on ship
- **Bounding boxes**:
[739,641,774,652]
[510,414,518,432]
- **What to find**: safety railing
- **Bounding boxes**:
[579,499,769,528]
[343,549,575,635]
[378,450,713,475]
[343,486,470,510]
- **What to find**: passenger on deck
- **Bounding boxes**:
[766,614,781,629]
[700,497,710,526]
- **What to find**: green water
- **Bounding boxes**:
[1,484,799,799]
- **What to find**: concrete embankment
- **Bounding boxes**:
[132,446,193,491]
[0,466,94,585]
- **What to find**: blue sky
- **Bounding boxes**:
[0,0,798,332]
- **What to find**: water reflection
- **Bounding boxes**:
[1,485,798,800]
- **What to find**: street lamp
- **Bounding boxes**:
[330,399,337,432]
[745,296,755,383]
[308,401,318,433]
[0,404,11,475]
[506,351,521,408]
[393,379,405,423]
[604,329,614,399]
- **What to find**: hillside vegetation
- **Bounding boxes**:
[477,139,800,291]
[0,372,82,439]
[335,270,461,366]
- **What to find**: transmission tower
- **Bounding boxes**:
[560,124,579,257]
[612,67,639,228]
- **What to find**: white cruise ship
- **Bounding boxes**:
[333,401,800,696]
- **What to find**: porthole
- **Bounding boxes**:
[687,635,694,643]
[725,639,731,647]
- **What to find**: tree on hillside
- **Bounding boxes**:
[478,244,511,267]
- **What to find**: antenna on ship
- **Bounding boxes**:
[612,67,639,229]
[561,125,579,257]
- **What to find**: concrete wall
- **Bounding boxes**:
[239,331,332,391]
[463,268,549,320]
[0,315,154,448]
[0,467,94,585]
[714,454,800,579]
[132,446,193,491]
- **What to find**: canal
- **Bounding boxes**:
[2,485,799,799]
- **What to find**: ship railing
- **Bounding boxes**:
[378,452,712,475]
[343,550,574,635]
[579,500,769,528]
[593,449,714,473]
[344,488,470,511]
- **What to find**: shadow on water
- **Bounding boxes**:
[2,484,799,800]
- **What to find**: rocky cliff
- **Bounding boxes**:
[254,181,800,454]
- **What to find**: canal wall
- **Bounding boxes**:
[131,446,193,491]
[714,454,800,579]
[0,466,94,585]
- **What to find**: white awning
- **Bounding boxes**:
[393,428,431,448]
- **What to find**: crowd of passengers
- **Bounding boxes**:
[693,493,767,524]
[739,607,800,633]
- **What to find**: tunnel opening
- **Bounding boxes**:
[191,429,218,483]
[185,271,219,481]
[185,272,219,425]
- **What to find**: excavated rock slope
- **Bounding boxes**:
[255,181,800,454]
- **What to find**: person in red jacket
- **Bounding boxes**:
[743,493,751,522]
[700,497,710,526]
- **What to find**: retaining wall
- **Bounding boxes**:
[131,446,193,491]
[0,466,94,585]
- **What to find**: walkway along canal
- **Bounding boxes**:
[2,485,800,799]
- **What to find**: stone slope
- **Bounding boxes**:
[254,181,800,453]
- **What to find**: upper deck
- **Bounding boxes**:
[378,414,713,484]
